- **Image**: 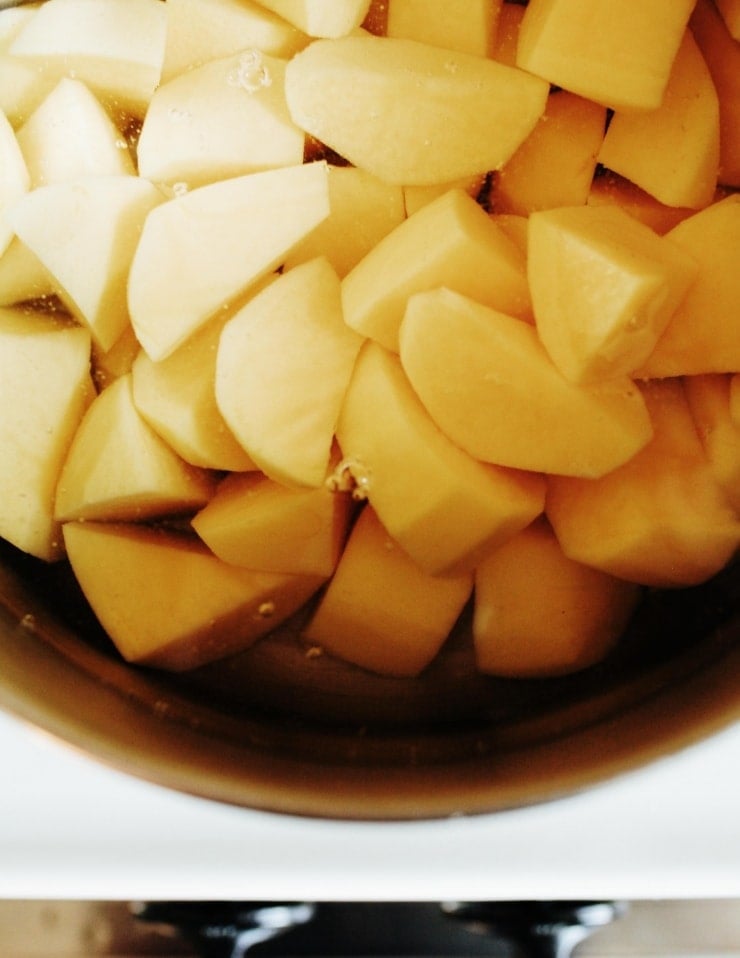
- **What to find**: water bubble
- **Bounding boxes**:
[257,600,276,618]
[168,106,192,123]
[227,50,272,93]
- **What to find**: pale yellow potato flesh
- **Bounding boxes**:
[216,256,363,488]
[192,470,354,578]
[335,341,546,576]
[8,174,165,352]
[285,34,548,185]
[527,204,699,383]
[128,160,330,361]
[0,308,93,562]
[474,517,640,678]
[597,30,720,210]
[516,0,696,112]
[137,51,304,188]
[160,0,308,83]
[17,77,134,188]
[63,520,325,671]
[55,374,216,523]
[386,0,501,57]
[342,187,532,353]
[8,0,167,117]
[547,379,740,588]
[399,287,653,477]
[303,505,473,677]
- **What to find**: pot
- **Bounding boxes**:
[0,533,738,821]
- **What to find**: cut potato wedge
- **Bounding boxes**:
[63,520,325,671]
[55,374,216,523]
[473,517,640,678]
[7,174,165,351]
[597,30,720,210]
[547,379,740,588]
[303,505,473,677]
[399,287,653,477]
[342,187,531,352]
[216,257,363,488]
[0,308,93,561]
[192,470,354,577]
[128,160,330,361]
[137,50,304,188]
[516,0,696,112]
[9,0,167,117]
[335,341,546,575]
[527,204,699,383]
[285,34,548,185]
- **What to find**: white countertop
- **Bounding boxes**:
[2,706,740,902]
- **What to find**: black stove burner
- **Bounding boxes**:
[134,901,626,958]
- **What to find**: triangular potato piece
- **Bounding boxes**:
[128,160,330,360]
[0,307,93,561]
[7,174,165,351]
[63,520,325,671]
[55,373,216,522]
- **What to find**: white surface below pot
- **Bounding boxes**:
[1,708,740,901]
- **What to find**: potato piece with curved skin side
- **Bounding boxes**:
[55,374,216,524]
[285,34,548,186]
[516,0,695,112]
[335,341,546,577]
[63,520,326,672]
[216,257,363,489]
[473,517,641,678]
[128,160,331,362]
[342,187,531,353]
[546,379,740,588]
[597,30,720,211]
[0,308,93,562]
[398,287,653,477]
[192,471,354,578]
[303,505,473,678]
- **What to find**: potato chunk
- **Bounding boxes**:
[335,341,546,575]
[473,518,640,678]
[516,0,696,112]
[546,379,740,588]
[597,31,719,210]
[55,374,216,523]
[216,257,363,488]
[128,160,330,361]
[398,287,652,477]
[192,471,353,578]
[285,34,548,185]
[342,187,531,352]
[63,520,325,671]
[0,308,92,561]
[303,506,473,677]
[527,204,698,383]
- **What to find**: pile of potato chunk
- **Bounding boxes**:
[0,0,739,679]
